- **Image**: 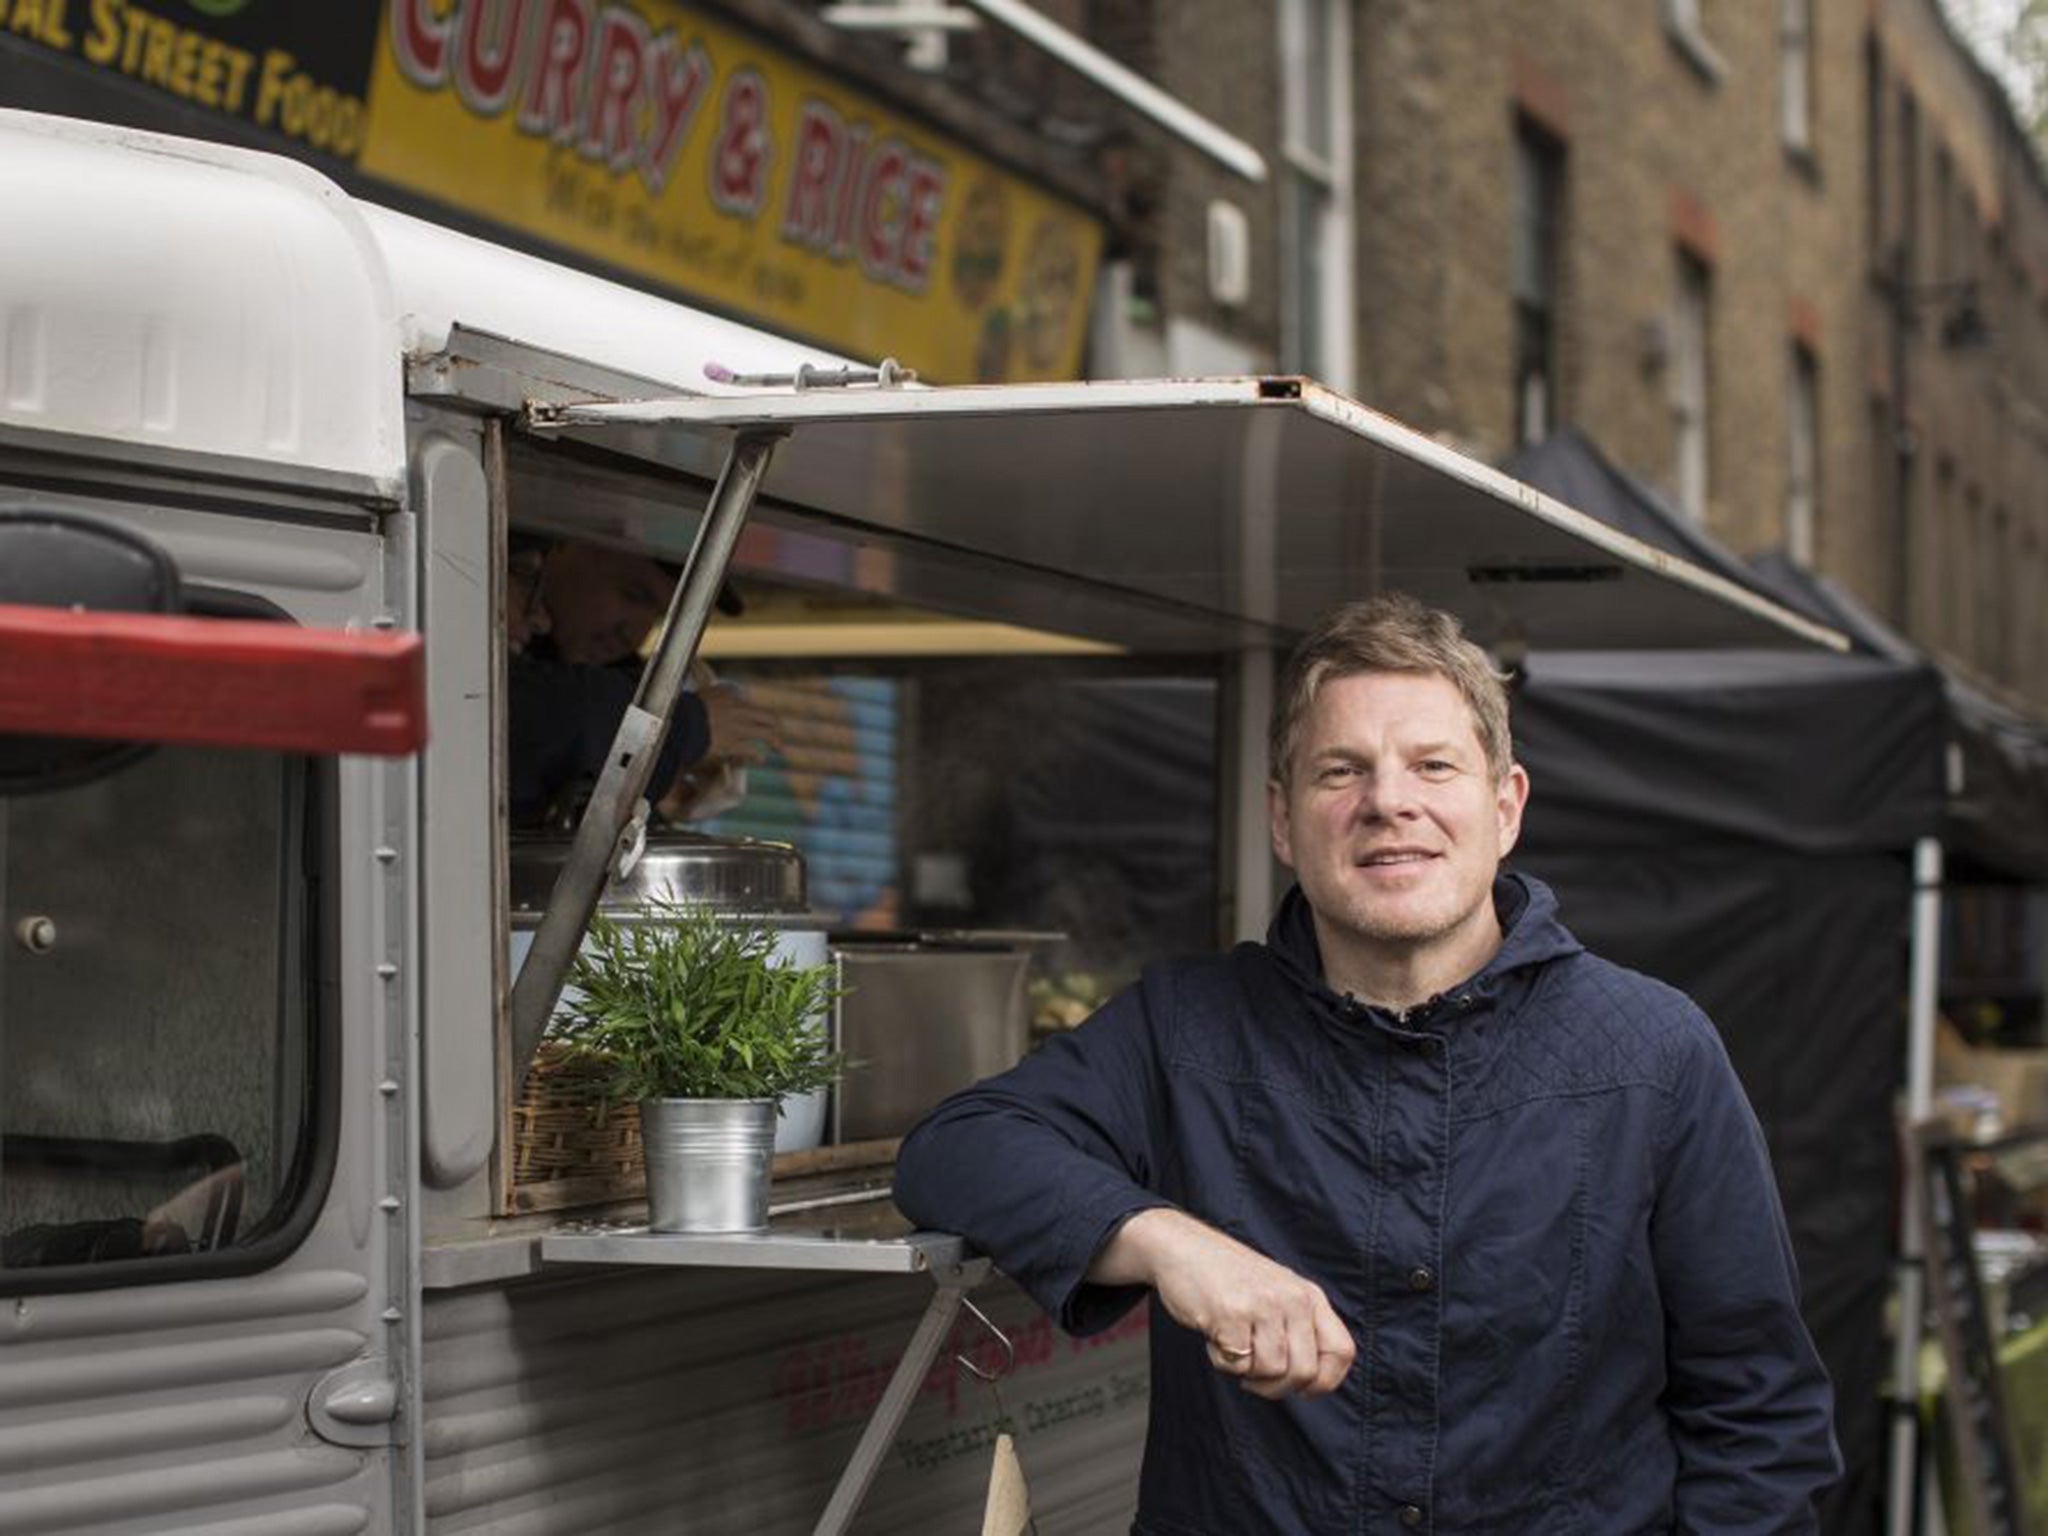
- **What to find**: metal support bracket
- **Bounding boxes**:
[508,426,786,1079]
[812,1254,993,1536]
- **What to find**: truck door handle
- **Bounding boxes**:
[309,1358,401,1446]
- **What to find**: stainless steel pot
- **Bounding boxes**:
[508,831,810,917]
[509,832,832,1154]
[828,931,1055,1144]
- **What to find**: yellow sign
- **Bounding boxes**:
[0,0,378,162]
[361,0,1103,382]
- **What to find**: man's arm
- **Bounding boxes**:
[893,978,1172,1335]
[1653,1014,1842,1534]
[894,971,1353,1399]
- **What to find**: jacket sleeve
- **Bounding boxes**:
[892,973,1175,1335]
[1652,1009,1842,1534]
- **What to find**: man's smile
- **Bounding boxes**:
[1355,847,1440,868]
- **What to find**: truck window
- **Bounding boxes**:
[0,744,325,1286]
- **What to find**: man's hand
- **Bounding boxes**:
[700,684,782,766]
[1090,1208,1355,1400]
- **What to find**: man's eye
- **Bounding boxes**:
[1417,760,1457,777]
[1319,764,1359,782]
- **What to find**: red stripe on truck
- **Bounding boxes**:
[0,603,427,757]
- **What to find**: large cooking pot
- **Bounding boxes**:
[508,832,831,1154]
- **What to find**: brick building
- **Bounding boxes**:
[1865,0,2048,705]
[920,0,2042,708]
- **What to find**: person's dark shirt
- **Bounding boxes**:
[508,637,709,826]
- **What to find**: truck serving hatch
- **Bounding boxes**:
[523,375,1846,655]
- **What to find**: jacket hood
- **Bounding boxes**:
[1264,869,1583,1011]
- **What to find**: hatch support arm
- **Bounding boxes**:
[508,426,786,1079]
[813,1254,994,1536]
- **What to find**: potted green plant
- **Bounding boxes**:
[554,902,842,1234]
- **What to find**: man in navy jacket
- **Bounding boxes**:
[894,595,1839,1534]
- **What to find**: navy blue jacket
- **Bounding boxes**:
[894,874,1839,1535]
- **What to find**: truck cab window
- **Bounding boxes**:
[0,744,322,1283]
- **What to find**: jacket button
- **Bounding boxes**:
[1407,1265,1436,1292]
[1399,1505,1425,1528]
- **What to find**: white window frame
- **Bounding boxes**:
[1786,344,1819,564]
[1672,253,1712,522]
[1781,0,1814,152]
[1279,0,1355,394]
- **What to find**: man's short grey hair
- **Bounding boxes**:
[1269,594,1514,784]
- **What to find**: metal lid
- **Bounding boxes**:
[509,831,807,917]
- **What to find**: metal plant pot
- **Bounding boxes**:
[639,1097,777,1234]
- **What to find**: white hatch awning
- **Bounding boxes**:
[527,376,1844,654]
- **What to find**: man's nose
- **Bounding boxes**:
[1355,769,1418,821]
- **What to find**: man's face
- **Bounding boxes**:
[542,544,677,665]
[1269,671,1529,969]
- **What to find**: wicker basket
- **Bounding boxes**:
[506,1041,900,1216]
[510,1041,644,1206]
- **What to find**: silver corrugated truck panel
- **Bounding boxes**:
[423,1265,1146,1533]
[0,1268,381,1535]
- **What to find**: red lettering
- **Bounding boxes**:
[708,67,772,217]
[1015,1315,1056,1368]
[858,139,908,280]
[580,5,649,169]
[771,1344,831,1434]
[896,156,947,290]
[456,0,526,114]
[779,100,845,250]
[389,0,451,88]
[639,32,711,193]
[829,125,872,261]
[830,1338,887,1424]
[517,0,592,143]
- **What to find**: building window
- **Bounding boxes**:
[1899,88,1919,283]
[1786,344,1820,563]
[1512,119,1565,445]
[1934,455,1959,654]
[1781,0,1814,152]
[1279,0,1354,392]
[1864,38,1884,259]
[1871,392,1906,623]
[1991,504,2012,680]
[1672,251,1712,521]
[1934,147,1952,285]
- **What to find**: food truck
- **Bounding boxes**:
[0,109,1840,1535]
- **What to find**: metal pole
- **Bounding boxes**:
[1887,835,1944,1536]
[508,428,785,1077]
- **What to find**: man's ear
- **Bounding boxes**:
[1495,763,1531,856]
[1269,777,1296,869]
